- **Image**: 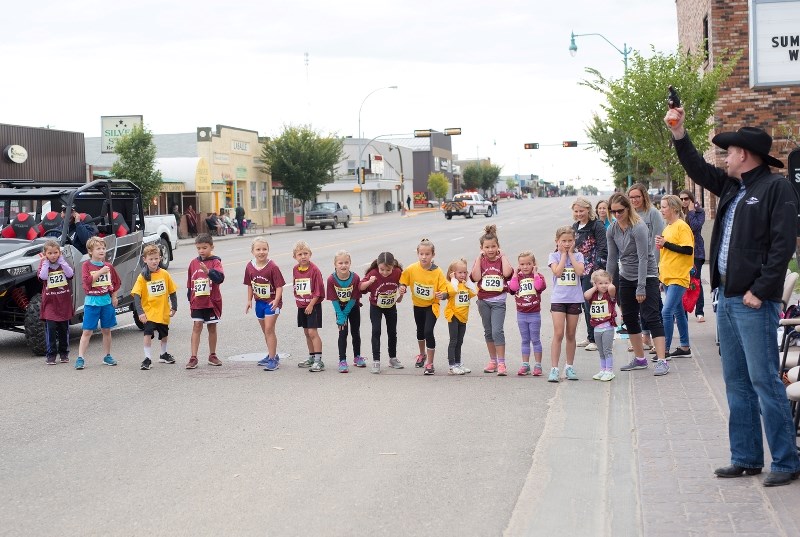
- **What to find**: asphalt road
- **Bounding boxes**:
[0,198,618,536]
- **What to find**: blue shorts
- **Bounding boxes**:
[255,300,280,319]
[82,304,117,330]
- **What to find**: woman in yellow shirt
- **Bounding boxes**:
[655,195,695,359]
[399,239,450,375]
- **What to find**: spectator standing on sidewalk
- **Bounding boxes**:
[680,190,706,322]
[235,203,246,236]
[572,197,607,352]
[666,106,800,487]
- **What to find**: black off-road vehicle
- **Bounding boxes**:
[0,179,160,355]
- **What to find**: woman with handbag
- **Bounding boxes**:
[680,190,706,322]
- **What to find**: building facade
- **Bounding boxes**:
[676,0,800,217]
[1,124,86,182]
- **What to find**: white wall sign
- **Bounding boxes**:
[231,140,250,153]
[101,115,143,153]
[4,144,28,164]
[750,0,800,87]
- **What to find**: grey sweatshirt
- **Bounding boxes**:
[637,206,664,264]
[606,220,658,296]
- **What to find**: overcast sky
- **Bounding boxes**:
[2,0,678,187]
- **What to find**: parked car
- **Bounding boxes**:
[441,192,494,219]
[144,214,178,269]
[305,202,352,230]
[0,179,161,355]
[498,191,515,199]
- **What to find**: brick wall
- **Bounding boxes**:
[675,0,800,218]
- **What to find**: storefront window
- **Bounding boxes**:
[260,182,267,209]
[250,181,257,210]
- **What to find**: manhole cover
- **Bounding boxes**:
[227,352,291,362]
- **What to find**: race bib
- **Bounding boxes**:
[455,291,471,306]
[518,277,537,297]
[335,285,353,302]
[590,299,610,319]
[481,274,504,292]
[193,278,211,296]
[47,270,68,289]
[92,271,111,288]
[377,292,397,308]
[147,279,167,297]
[558,267,577,286]
[413,282,434,300]
[252,281,271,299]
[295,278,311,296]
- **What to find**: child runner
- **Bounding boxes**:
[471,225,514,376]
[360,251,406,373]
[508,251,547,376]
[243,237,285,371]
[583,269,617,381]
[444,258,476,375]
[38,239,74,365]
[293,241,326,372]
[75,236,121,370]
[132,244,178,370]
[186,233,225,369]
[326,250,363,373]
[548,226,585,382]
[399,238,450,375]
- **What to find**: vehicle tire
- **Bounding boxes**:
[445,213,452,220]
[158,238,171,269]
[343,218,349,228]
[333,218,339,229]
[24,294,47,356]
[306,225,313,231]
[485,207,493,217]
[133,310,145,331]
[466,207,474,219]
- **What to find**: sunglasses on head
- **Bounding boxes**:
[610,208,626,215]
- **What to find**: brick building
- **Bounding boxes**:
[676,0,800,217]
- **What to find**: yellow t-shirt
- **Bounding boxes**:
[399,262,449,317]
[444,280,476,323]
[659,219,694,288]
[132,269,177,325]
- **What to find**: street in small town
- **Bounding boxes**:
[2,198,800,536]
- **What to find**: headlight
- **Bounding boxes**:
[6,265,32,277]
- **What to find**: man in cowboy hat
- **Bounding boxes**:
[665,106,800,487]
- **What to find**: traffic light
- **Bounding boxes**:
[524,143,540,149]
[562,141,578,148]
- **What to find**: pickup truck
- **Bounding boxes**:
[144,215,178,269]
[305,202,352,230]
[442,193,494,219]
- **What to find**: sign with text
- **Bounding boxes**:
[749,0,800,87]
[788,148,800,235]
[101,115,143,153]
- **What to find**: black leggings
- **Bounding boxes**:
[413,305,438,349]
[448,319,466,365]
[45,319,69,357]
[369,304,397,360]
[337,305,361,360]
[618,276,665,338]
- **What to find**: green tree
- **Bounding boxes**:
[586,113,653,189]
[427,172,450,200]
[505,178,516,191]
[260,125,345,219]
[480,163,503,193]
[462,164,482,191]
[582,46,737,190]
[110,124,162,212]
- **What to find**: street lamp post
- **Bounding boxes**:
[388,144,405,215]
[569,31,634,188]
[356,85,398,221]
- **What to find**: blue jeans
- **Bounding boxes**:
[662,284,689,351]
[717,284,800,472]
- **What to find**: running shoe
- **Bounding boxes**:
[103,355,117,366]
[620,358,648,371]
[518,363,531,376]
[59,354,69,364]
[577,339,590,347]
[592,370,605,381]
[547,367,559,383]
[75,357,85,370]
[371,361,381,374]
[338,360,349,373]
[600,371,616,382]
[650,353,672,362]
[46,355,56,365]
[159,352,176,364]
[585,343,598,351]
[298,356,315,368]
[497,363,507,376]
[532,363,543,376]
[423,363,435,375]
[669,347,693,358]
[354,356,367,368]
[310,360,325,372]
[449,366,466,375]
[140,358,152,370]
[263,357,279,371]
[388,357,404,369]
[208,354,222,366]
[565,366,578,381]
[653,360,670,376]
[459,365,471,374]
[257,356,271,367]
[186,357,198,369]
[483,360,498,373]
[414,354,425,368]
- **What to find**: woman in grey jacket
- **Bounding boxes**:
[606,193,670,376]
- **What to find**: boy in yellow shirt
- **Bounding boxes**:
[132,244,178,370]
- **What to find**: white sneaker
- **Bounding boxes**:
[577,339,590,347]
[371,361,381,374]
[449,366,466,375]
[585,342,598,351]
[600,371,616,381]
[388,357,404,369]
[459,365,471,374]
[592,370,605,380]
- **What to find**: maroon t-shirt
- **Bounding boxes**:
[40,260,74,322]
[292,262,325,308]
[81,260,121,296]
[243,259,285,308]
[188,256,224,316]
[513,272,547,314]
[475,256,508,300]
[326,272,362,305]
[588,290,617,327]
[362,267,402,307]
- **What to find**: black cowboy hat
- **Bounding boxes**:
[712,127,784,168]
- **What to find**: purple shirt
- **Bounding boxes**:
[548,251,585,304]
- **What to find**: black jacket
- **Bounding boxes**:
[572,219,607,274]
[674,134,797,302]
